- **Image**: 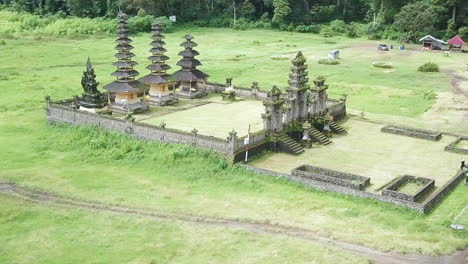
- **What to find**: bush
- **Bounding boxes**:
[295,24,320,33]
[329,20,347,33]
[137,8,147,17]
[128,15,153,33]
[418,62,439,72]
[458,27,468,41]
[208,15,232,27]
[372,62,393,68]
[318,59,340,65]
[231,18,252,30]
[319,26,335,38]
[422,90,436,100]
[0,40,5,45]
[154,16,174,32]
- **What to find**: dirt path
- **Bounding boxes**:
[421,69,468,126]
[0,182,466,264]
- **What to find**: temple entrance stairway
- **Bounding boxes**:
[277,132,305,155]
[329,121,347,134]
[307,126,332,145]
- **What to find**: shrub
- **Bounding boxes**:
[319,26,335,38]
[418,62,439,72]
[0,40,5,45]
[137,8,147,17]
[458,27,468,41]
[329,20,347,33]
[318,59,340,65]
[154,16,174,32]
[231,18,251,30]
[209,15,232,27]
[422,90,436,100]
[295,24,320,33]
[372,62,393,68]
[128,15,153,33]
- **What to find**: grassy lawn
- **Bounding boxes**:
[0,195,369,264]
[251,119,464,191]
[1,27,468,262]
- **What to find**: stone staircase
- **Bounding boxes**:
[307,126,332,145]
[277,132,305,155]
[329,121,347,134]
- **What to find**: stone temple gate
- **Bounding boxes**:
[260,51,348,154]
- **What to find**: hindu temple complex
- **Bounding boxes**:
[44,11,468,214]
[50,11,349,158]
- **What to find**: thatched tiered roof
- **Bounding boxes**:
[139,21,175,85]
[173,34,209,82]
[103,12,147,93]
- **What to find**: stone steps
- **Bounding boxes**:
[307,127,332,145]
[329,121,347,134]
[278,132,305,155]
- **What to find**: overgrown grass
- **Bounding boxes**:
[0,195,369,264]
[0,27,467,261]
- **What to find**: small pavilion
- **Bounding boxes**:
[103,12,149,114]
[139,21,178,106]
[173,34,209,98]
[448,35,465,51]
[419,35,447,50]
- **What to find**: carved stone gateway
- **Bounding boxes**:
[262,86,285,134]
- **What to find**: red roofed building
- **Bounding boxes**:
[448,35,465,51]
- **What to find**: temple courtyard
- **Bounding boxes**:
[251,118,463,191]
[127,95,264,138]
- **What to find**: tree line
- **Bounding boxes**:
[1,0,468,42]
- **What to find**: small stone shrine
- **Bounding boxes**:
[79,58,107,112]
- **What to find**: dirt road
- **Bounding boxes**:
[1,182,466,264]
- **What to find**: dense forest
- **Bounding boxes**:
[1,0,468,42]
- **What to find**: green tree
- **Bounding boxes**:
[393,1,442,43]
[241,0,256,19]
[272,0,290,24]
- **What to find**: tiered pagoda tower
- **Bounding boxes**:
[79,58,107,112]
[139,21,178,106]
[103,12,148,114]
[285,51,310,123]
[173,34,209,98]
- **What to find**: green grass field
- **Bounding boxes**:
[1,27,468,263]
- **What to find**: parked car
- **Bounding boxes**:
[378,44,389,51]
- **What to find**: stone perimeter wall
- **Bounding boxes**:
[381,125,442,141]
[240,164,466,213]
[445,136,468,154]
[45,101,264,159]
[205,82,347,120]
[292,165,370,190]
[382,175,435,202]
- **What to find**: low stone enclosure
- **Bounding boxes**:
[381,125,442,141]
[382,175,435,202]
[445,136,468,154]
[242,164,466,213]
[292,165,370,190]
